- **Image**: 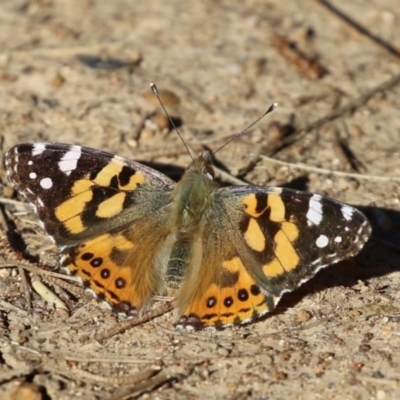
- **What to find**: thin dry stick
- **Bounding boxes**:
[70,366,160,386]
[314,0,400,61]
[107,371,178,400]
[0,41,141,60]
[95,301,174,342]
[259,155,400,183]
[356,375,400,386]
[0,197,29,206]
[59,355,159,364]
[330,126,365,172]
[1,261,80,282]
[40,273,86,297]
[0,299,30,316]
[213,166,247,185]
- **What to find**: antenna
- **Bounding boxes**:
[150,83,277,158]
[150,83,193,160]
[213,102,278,155]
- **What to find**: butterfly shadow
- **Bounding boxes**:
[260,204,400,321]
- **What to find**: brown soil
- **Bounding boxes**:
[0,1,400,399]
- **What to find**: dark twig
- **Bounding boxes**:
[267,71,400,157]
[315,0,400,61]
[95,301,174,342]
[107,370,183,400]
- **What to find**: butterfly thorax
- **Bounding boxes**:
[169,151,218,235]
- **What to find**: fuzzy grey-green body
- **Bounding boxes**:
[165,151,219,289]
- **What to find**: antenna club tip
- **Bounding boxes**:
[150,83,158,96]
[265,102,278,115]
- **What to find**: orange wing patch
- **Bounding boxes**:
[242,193,268,217]
[242,191,285,221]
[242,192,301,278]
[62,229,164,315]
[244,218,266,252]
[263,221,300,277]
[267,193,285,222]
[92,158,145,190]
[96,192,126,218]
[55,159,145,234]
[55,190,93,233]
[178,257,273,329]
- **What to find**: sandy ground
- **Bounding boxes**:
[1,0,400,399]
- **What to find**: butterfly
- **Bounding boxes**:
[5,142,371,329]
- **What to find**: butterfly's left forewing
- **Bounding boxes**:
[6,143,174,243]
[176,185,371,329]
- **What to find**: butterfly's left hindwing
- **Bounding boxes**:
[60,217,173,315]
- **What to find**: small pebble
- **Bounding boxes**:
[3,186,15,198]
[217,347,230,356]
[297,309,312,322]
[348,124,364,140]
[151,112,170,130]
[143,89,180,107]
[376,390,386,400]
[51,72,66,88]
[259,354,273,365]
[358,343,371,352]
[140,128,155,141]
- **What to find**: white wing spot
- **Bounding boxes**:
[29,172,37,179]
[341,205,354,221]
[311,257,322,266]
[316,235,329,248]
[307,194,323,226]
[40,177,53,189]
[58,145,82,175]
[357,225,366,235]
[32,143,46,156]
[334,236,342,243]
[28,160,33,166]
